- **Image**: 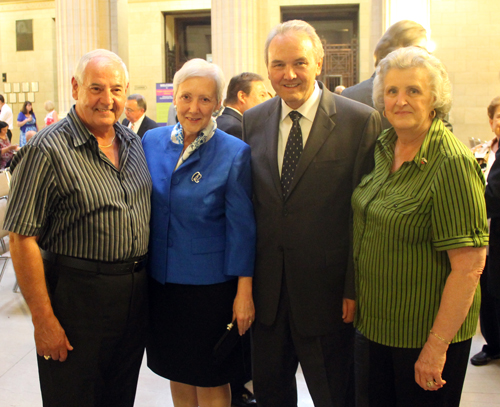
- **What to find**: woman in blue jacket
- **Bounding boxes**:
[142,58,256,407]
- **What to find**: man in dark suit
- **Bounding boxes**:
[342,20,427,131]
[242,20,380,407]
[216,71,269,407]
[217,72,269,140]
[122,94,158,138]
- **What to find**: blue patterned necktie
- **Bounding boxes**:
[281,111,303,197]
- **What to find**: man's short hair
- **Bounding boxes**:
[373,20,427,67]
[0,95,4,103]
[224,72,264,106]
[264,20,324,67]
[73,49,129,85]
[127,94,147,112]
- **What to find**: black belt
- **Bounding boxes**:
[41,250,147,275]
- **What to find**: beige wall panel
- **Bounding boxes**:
[431,0,500,144]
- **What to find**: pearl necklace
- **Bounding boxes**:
[98,135,116,148]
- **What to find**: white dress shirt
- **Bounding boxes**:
[128,113,146,134]
[277,81,322,175]
[0,104,13,129]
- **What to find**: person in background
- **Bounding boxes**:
[0,121,18,169]
[143,58,256,407]
[469,96,500,366]
[4,49,151,407]
[352,46,488,407]
[17,101,38,147]
[0,95,14,141]
[243,20,380,407]
[216,71,270,407]
[43,100,59,128]
[122,94,158,138]
[216,72,270,141]
[342,20,427,130]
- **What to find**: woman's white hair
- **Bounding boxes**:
[372,46,452,119]
[173,59,225,104]
[73,49,129,85]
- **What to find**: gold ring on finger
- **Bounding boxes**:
[426,381,433,388]
[44,355,51,360]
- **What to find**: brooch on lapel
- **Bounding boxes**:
[420,158,428,165]
[191,172,202,183]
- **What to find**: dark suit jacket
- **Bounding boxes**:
[122,115,158,138]
[216,107,243,139]
[242,82,380,336]
[485,148,500,298]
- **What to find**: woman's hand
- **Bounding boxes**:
[414,334,448,391]
[232,276,255,335]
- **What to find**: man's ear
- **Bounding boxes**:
[71,77,79,100]
[237,90,247,104]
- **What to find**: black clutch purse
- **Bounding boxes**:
[213,320,241,365]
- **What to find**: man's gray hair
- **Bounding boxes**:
[264,20,324,66]
[128,94,147,112]
[73,49,129,85]
[173,58,225,104]
[372,46,452,119]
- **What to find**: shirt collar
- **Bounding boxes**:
[280,81,322,123]
[378,118,445,172]
[223,106,243,116]
[67,105,134,148]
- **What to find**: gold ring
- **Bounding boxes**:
[426,381,433,388]
[44,355,51,360]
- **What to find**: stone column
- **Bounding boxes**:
[211,0,268,85]
[55,0,99,116]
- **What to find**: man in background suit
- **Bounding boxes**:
[242,20,380,407]
[217,72,269,140]
[216,71,269,407]
[122,94,158,137]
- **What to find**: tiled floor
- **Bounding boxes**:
[1,254,499,406]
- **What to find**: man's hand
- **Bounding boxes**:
[34,314,73,361]
[342,298,355,323]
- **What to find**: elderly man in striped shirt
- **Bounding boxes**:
[4,49,152,407]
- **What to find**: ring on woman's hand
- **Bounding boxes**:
[44,355,51,360]
[426,381,434,388]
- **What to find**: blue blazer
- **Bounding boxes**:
[142,126,256,285]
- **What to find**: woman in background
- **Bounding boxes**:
[43,100,59,128]
[16,101,37,147]
[0,121,18,168]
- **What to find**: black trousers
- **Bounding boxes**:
[252,280,354,407]
[479,257,500,356]
[354,331,471,407]
[38,259,148,407]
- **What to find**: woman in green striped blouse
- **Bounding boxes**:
[352,47,488,407]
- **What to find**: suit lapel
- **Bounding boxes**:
[263,99,283,198]
[286,84,336,199]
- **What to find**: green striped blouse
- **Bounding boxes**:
[352,119,489,348]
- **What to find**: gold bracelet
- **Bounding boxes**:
[430,330,451,345]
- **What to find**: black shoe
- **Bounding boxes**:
[232,388,257,407]
[470,350,500,366]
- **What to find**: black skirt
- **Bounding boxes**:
[146,277,250,387]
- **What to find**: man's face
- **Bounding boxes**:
[124,99,144,124]
[72,57,128,134]
[267,32,323,110]
[242,81,270,112]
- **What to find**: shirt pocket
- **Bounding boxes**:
[381,194,432,243]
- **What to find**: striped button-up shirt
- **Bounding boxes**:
[352,119,488,348]
[4,106,152,262]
